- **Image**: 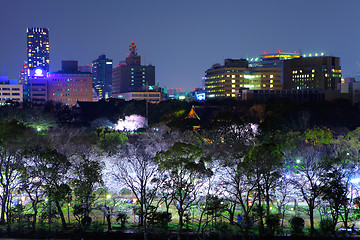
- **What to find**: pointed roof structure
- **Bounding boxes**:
[186,105,200,120]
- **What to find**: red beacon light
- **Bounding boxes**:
[278,50,281,53]
[264,51,267,54]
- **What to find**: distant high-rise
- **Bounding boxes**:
[27,27,49,71]
[112,41,155,96]
[92,55,113,99]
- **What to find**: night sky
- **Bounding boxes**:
[0,0,359,91]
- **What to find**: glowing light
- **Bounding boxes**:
[34,68,44,77]
[114,115,147,132]
[351,178,360,184]
[196,93,206,101]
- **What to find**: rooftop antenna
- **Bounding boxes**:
[129,41,137,56]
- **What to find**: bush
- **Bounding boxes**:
[265,214,280,236]
[290,216,305,235]
[319,218,333,235]
[152,211,172,228]
[91,221,105,232]
[116,212,128,228]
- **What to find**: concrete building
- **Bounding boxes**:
[116,91,161,103]
[47,61,93,106]
[204,59,282,98]
[283,56,341,90]
[112,42,155,96]
[0,76,23,104]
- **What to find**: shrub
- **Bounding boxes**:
[116,212,128,228]
[265,214,280,235]
[290,216,305,235]
[319,218,333,235]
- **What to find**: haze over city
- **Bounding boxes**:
[0,0,359,91]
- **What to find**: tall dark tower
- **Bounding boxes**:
[92,55,113,99]
[27,27,49,71]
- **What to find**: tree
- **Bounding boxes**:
[96,127,128,155]
[32,147,71,230]
[320,168,349,234]
[19,156,47,230]
[155,142,212,240]
[0,120,36,231]
[288,146,327,235]
[105,142,163,240]
[68,131,105,227]
[244,143,284,217]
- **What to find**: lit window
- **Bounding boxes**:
[232,85,235,88]
[270,84,273,88]
[232,89,235,93]
[232,80,235,83]
[232,75,235,78]
[270,75,274,78]
[270,80,273,83]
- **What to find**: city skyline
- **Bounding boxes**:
[0,0,359,91]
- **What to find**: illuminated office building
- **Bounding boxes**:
[92,55,113,99]
[283,56,341,90]
[47,61,93,106]
[28,61,93,106]
[205,59,282,98]
[27,27,49,71]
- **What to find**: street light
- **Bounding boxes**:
[67,202,71,224]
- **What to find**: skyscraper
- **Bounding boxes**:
[27,27,49,71]
[92,55,113,99]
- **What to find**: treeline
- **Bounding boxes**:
[3,97,360,131]
[0,98,360,239]
[0,118,360,239]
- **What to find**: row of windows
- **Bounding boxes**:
[0,93,20,96]
[50,78,88,82]
[1,88,21,91]
[1,98,20,101]
[52,93,89,97]
[132,94,160,97]
[51,88,88,92]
